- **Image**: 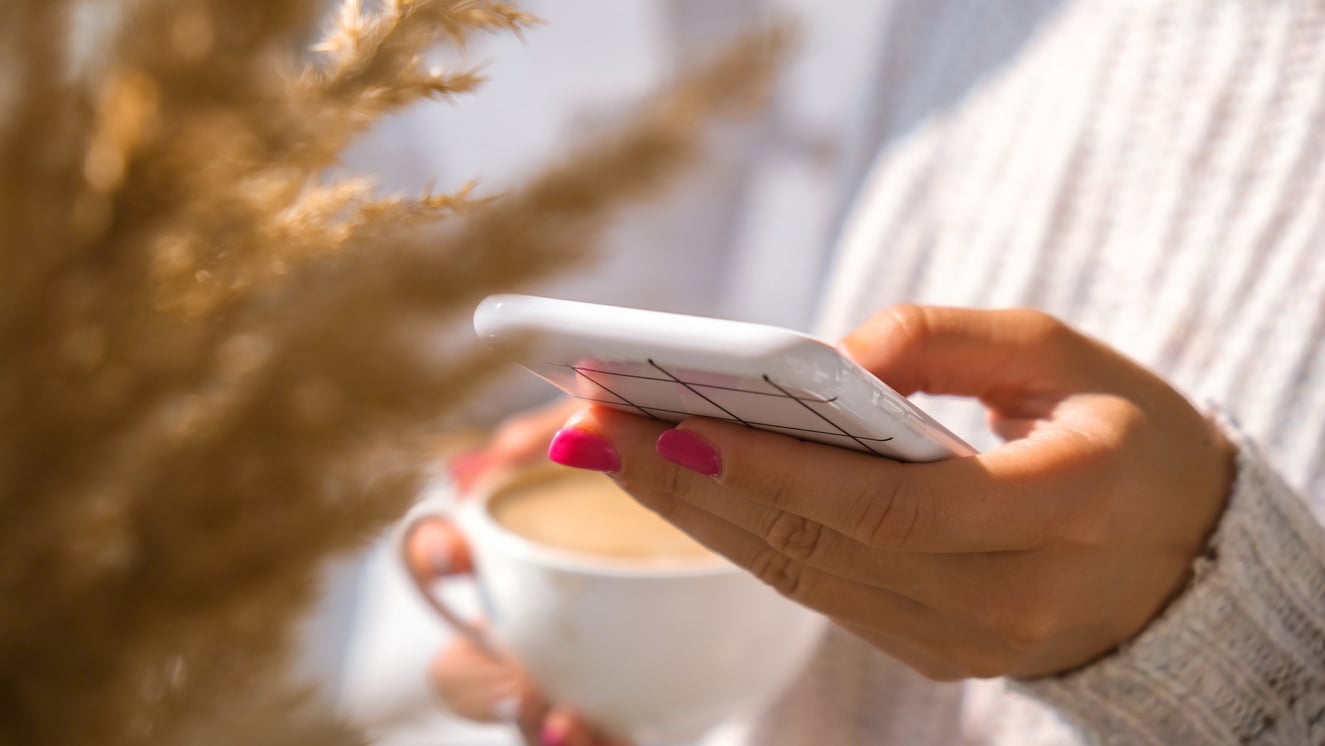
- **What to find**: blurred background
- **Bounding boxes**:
[295,1,898,743]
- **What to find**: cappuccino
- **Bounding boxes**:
[489,467,717,563]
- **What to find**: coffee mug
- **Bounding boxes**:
[406,464,825,745]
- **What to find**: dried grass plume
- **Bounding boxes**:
[0,1,788,743]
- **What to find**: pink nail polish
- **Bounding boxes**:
[539,721,568,746]
[656,429,722,477]
[548,428,620,472]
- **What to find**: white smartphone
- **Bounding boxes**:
[473,294,975,462]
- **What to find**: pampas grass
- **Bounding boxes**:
[0,1,787,743]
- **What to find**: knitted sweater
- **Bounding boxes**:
[731,0,1325,743]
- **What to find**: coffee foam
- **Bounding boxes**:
[488,467,717,564]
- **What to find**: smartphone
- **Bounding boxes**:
[473,294,974,462]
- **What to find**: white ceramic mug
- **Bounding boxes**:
[407,467,826,745]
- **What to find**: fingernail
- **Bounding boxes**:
[548,428,620,472]
[539,720,568,746]
[656,429,722,476]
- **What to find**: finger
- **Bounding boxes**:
[452,398,580,495]
[611,406,1082,552]
[402,516,473,579]
[561,399,1096,554]
[490,397,583,464]
[839,305,1126,408]
[616,469,965,649]
[619,439,995,602]
[546,409,1016,678]
[576,409,1031,610]
[603,415,959,590]
[621,478,1014,678]
[428,637,539,725]
[448,449,495,495]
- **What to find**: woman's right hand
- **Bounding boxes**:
[406,398,629,746]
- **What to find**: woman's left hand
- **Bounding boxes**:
[547,306,1236,680]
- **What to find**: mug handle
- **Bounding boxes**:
[399,514,503,660]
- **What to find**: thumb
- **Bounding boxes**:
[839,305,1127,409]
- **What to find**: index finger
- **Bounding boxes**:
[577,407,1085,553]
[674,415,1098,553]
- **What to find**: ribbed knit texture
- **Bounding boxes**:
[731,0,1325,743]
[1024,417,1325,744]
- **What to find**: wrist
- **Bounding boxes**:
[1017,413,1325,743]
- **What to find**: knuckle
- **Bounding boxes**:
[856,480,930,548]
[1016,309,1084,360]
[879,304,934,358]
[748,548,808,600]
[648,459,700,512]
[882,304,932,344]
[1050,496,1108,548]
[762,460,802,509]
[763,510,825,562]
[619,470,683,521]
[659,460,690,499]
[1017,308,1069,340]
[982,597,1061,653]
[1034,459,1116,549]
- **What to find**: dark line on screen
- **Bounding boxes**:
[648,359,754,428]
[568,398,898,442]
[553,364,836,402]
[761,374,890,455]
[570,367,661,421]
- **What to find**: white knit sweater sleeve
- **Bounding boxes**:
[1018,417,1325,744]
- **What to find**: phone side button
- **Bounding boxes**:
[878,395,911,421]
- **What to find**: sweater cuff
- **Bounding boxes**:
[1017,415,1325,744]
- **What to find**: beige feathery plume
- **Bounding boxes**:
[0,0,789,744]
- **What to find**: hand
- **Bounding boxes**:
[404,519,630,745]
[404,398,630,745]
[547,306,1236,680]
